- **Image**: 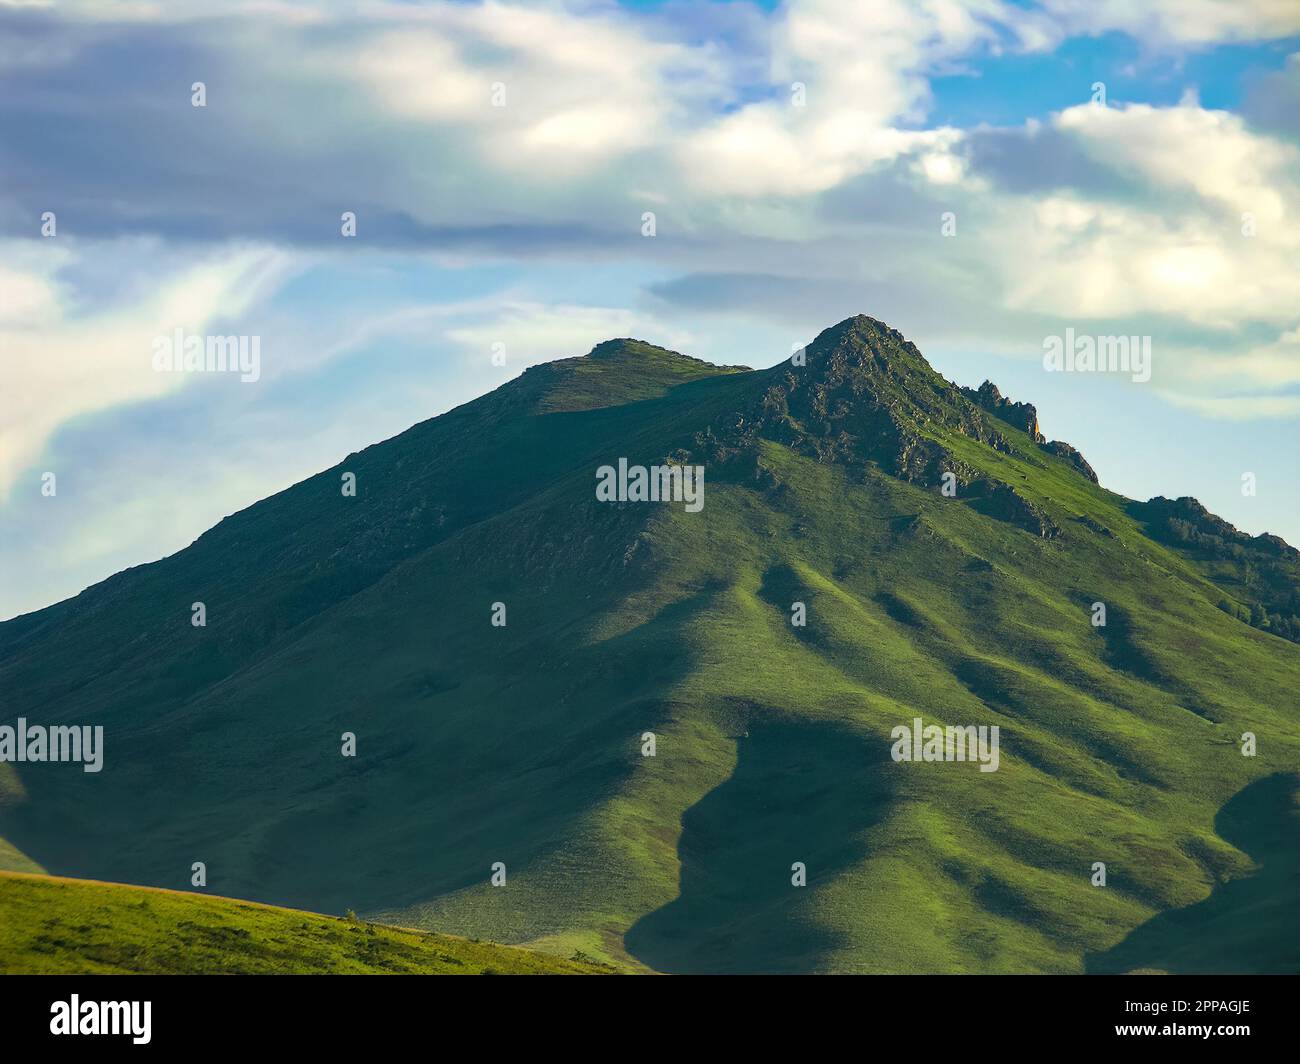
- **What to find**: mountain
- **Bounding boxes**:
[2,315,1297,974]
[0,871,616,974]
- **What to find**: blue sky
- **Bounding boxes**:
[1,0,1298,619]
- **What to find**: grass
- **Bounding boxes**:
[0,872,618,974]
[1,316,1297,973]
[1087,772,1300,974]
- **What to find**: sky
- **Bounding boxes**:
[1,0,1298,620]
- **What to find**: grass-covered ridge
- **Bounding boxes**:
[0,872,617,974]
[1,315,1296,974]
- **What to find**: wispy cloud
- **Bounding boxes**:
[0,241,294,498]
[2,0,1298,615]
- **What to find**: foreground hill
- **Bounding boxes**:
[0,872,615,974]
[2,315,1297,973]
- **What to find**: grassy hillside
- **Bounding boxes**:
[2,317,1297,973]
[1089,771,1299,974]
[0,872,616,974]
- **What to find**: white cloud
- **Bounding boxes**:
[354,2,723,174]
[978,100,1300,332]
[1159,392,1300,420]
[1058,100,1299,225]
[677,0,1013,196]
[1182,328,1300,390]
[1041,0,1300,45]
[6,0,1300,489]
[0,243,293,499]
[445,302,696,366]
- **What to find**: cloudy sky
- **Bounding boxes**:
[1,0,1298,620]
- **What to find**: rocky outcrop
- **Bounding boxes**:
[967,478,1062,539]
[684,317,1072,541]
[960,379,1100,484]
[1076,515,1117,539]
[1135,496,1300,643]
[711,317,1014,483]
[1042,440,1099,483]
[961,380,1043,442]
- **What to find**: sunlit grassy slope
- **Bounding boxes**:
[2,316,1297,973]
[0,872,615,974]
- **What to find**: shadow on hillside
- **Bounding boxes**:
[1089,601,1169,685]
[625,715,893,974]
[0,578,728,920]
[1087,772,1300,974]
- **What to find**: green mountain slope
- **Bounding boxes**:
[0,872,615,974]
[2,315,1297,973]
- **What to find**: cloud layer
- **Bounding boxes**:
[2,0,1298,616]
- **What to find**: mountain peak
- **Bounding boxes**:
[806,314,923,359]
[586,337,682,362]
[795,314,939,387]
[585,337,750,373]
[818,312,906,339]
[504,337,747,415]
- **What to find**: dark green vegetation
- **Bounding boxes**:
[1088,772,1299,974]
[0,872,614,974]
[2,316,1297,973]
[1133,496,1300,644]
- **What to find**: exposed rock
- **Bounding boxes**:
[687,317,1068,541]
[1134,496,1300,643]
[1076,515,1116,539]
[967,478,1062,539]
[1042,440,1099,483]
[961,380,1044,443]
[708,317,1010,483]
